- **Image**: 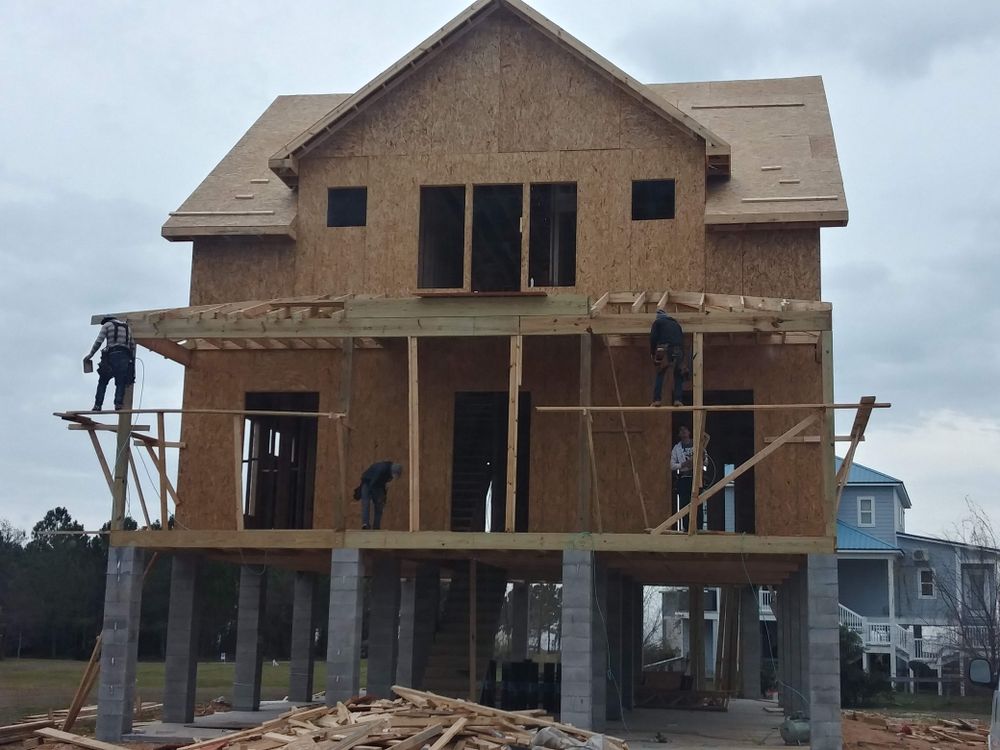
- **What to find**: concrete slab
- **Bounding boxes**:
[608,700,792,749]
[124,701,315,744]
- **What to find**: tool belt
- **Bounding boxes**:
[653,344,681,371]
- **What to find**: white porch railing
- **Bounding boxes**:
[839,604,947,663]
[839,603,864,635]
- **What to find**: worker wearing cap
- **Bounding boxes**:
[84,316,136,411]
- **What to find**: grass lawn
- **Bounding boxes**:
[0,658,357,727]
[868,690,993,720]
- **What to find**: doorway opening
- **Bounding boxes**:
[241,392,319,530]
[472,185,522,292]
[450,391,531,531]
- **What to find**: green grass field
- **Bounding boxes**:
[0,659,355,726]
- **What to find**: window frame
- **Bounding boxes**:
[897,500,905,532]
[857,495,875,527]
[918,568,936,599]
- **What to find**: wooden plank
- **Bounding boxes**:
[62,636,102,731]
[157,412,169,529]
[35,728,130,750]
[324,717,392,750]
[504,336,523,533]
[585,412,603,533]
[408,337,420,531]
[603,340,647,528]
[650,411,821,534]
[630,291,647,314]
[688,333,704,535]
[428,718,469,750]
[127,453,153,528]
[234,416,245,532]
[537,402,889,413]
[577,334,592,531]
[589,292,610,315]
[335,417,347,532]
[345,296,588,319]
[820,331,837,538]
[383,725,443,750]
[469,560,477,701]
[136,338,192,366]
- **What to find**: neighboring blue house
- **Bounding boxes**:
[835,458,1000,693]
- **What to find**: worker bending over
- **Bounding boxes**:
[84,316,136,412]
[649,308,686,407]
[354,461,403,529]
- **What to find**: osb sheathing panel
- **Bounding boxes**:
[705,229,821,300]
[706,344,825,536]
[291,7,705,299]
[176,348,407,531]
[189,237,298,306]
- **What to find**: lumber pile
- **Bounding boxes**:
[18,702,162,726]
[177,686,627,750]
[0,721,55,746]
[845,710,990,746]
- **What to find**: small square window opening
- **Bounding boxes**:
[327,187,367,227]
[632,179,675,221]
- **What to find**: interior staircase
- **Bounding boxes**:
[422,561,508,698]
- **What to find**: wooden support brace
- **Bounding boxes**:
[650,411,821,534]
[835,395,877,499]
[585,411,603,533]
[233,415,245,532]
[688,333,705,535]
[156,412,169,529]
[335,416,347,532]
[408,337,420,531]
[504,335,523,532]
[604,339,648,528]
[86,429,114,496]
[127,453,153,528]
[139,442,180,506]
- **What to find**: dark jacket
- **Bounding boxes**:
[361,461,395,493]
[649,310,683,356]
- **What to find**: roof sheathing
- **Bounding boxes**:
[268,0,729,184]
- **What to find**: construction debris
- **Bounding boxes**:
[844,710,989,748]
[173,686,627,750]
[0,720,55,747]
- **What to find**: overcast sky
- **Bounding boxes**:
[1,1,997,539]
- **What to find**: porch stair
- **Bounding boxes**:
[838,603,940,664]
[422,561,508,698]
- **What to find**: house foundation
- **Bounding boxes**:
[163,554,200,723]
[288,571,317,702]
[233,565,267,711]
[326,549,364,704]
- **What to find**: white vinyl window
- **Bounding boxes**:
[897,501,905,532]
[919,568,935,599]
[857,496,875,527]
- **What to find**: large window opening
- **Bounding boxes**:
[418,186,465,289]
[528,183,576,287]
[472,185,523,292]
[241,392,319,530]
[449,391,531,532]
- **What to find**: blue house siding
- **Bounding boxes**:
[838,558,891,617]
[837,485,898,546]
[896,536,958,624]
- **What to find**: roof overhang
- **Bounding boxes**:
[268,0,730,186]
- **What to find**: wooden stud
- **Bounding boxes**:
[577,334,592,531]
[86,429,114,496]
[604,340,648,528]
[62,634,102,731]
[589,292,610,315]
[127,453,153,528]
[335,417,347,532]
[408,337,420,531]
[234,415,245,532]
[820,331,837,538]
[586,412,603,533]
[469,560,477,701]
[110,387,134,531]
[504,336,523,532]
[688,333,704,535]
[630,291,647,314]
[156,412,169,530]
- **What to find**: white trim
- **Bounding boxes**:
[918,568,936,599]
[857,495,875,527]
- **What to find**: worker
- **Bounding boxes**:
[84,316,136,412]
[670,424,708,532]
[649,308,685,407]
[354,461,403,530]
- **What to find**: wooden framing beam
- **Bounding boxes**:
[688,333,705,535]
[585,412,603,532]
[336,339,354,532]
[650,411,822,534]
[127,453,153,528]
[603,339,647,528]
[136,338,192,366]
[630,291,647,313]
[156,412,169,529]
[108,528,836,554]
[538,402,889,414]
[86,429,114,496]
[578,334,592,530]
[504,335,523,532]
[335,417,347,532]
[110,388,133,531]
[408,337,420,531]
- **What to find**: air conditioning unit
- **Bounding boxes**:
[912,549,929,562]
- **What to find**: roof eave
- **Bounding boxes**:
[161,223,296,242]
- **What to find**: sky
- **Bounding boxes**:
[0,0,998,539]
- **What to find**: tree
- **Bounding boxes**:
[840,625,891,707]
[934,500,1000,668]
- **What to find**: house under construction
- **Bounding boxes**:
[60,2,885,749]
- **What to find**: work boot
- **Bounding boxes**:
[92,404,102,412]
[673,401,684,407]
[650,400,662,407]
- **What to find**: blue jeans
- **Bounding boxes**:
[95,348,132,409]
[361,484,386,529]
[653,346,685,404]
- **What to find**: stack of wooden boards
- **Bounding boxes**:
[178,686,627,750]
[0,720,55,746]
[846,711,989,746]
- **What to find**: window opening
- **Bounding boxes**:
[418,186,465,289]
[472,185,523,292]
[241,392,319,529]
[528,183,576,287]
[632,179,675,221]
[327,187,367,227]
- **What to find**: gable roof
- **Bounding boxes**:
[650,76,847,227]
[267,0,730,184]
[837,520,900,553]
[836,458,912,508]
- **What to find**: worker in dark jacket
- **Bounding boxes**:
[649,309,685,407]
[84,316,136,411]
[356,461,402,529]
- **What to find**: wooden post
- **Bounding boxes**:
[504,335,523,532]
[689,585,705,691]
[820,330,837,538]
[233,415,245,531]
[408,337,420,531]
[335,416,347,531]
[577,333,592,531]
[156,411,169,530]
[585,412,603,533]
[337,339,354,532]
[688,333,704,535]
[110,386,134,530]
[127,453,152,528]
[468,559,478,701]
